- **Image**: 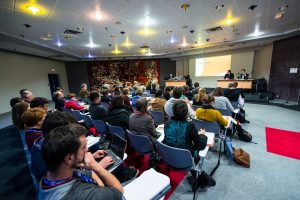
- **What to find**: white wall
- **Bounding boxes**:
[253,44,273,83]
[185,51,254,87]
[0,51,69,114]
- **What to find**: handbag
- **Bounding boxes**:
[233,148,250,168]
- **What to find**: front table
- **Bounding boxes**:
[165,80,187,87]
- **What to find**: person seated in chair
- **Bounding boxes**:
[195,95,251,142]
[148,89,167,113]
[30,97,50,112]
[54,91,65,111]
[129,98,160,143]
[89,91,107,121]
[224,70,234,80]
[22,108,46,150]
[193,87,206,106]
[211,87,235,113]
[237,69,249,80]
[106,96,131,130]
[38,124,124,200]
[64,93,86,110]
[163,101,215,186]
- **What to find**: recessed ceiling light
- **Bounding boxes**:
[140,16,156,26]
[57,41,62,47]
[170,37,176,44]
[27,6,40,15]
[226,19,233,25]
[95,12,103,20]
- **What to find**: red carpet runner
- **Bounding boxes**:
[266,127,300,160]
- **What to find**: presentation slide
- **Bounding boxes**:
[195,55,231,76]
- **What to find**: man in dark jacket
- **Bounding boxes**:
[89,91,107,120]
[106,96,130,130]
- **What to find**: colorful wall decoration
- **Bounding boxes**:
[87,60,160,87]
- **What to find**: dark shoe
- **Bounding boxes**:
[245,120,250,123]
[202,171,216,187]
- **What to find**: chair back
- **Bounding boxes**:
[148,110,164,125]
[61,107,73,115]
[127,130,154,155]
[156,141,194,170]
[81,114,94,128]
[71,110,84,121]
[192,105,202,111]
[92,119,107,134]
[192,119,220,136]
[217,109,232,116]
[101,102,110,110]
[106,123,126,140]
[230,101,239,109]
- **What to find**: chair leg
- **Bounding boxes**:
[210,138,223,176]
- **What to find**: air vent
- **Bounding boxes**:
[140,45,150,49]
[63,28,84,35]
[204,26,223,34]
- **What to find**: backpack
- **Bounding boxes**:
[233,148,250,168]
[237,130,252,142]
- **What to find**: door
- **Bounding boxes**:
[48,74,60,95]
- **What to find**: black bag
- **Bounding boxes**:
[236,125,252,142]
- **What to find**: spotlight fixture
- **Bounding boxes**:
[110,35,116,38]
[206,38,210,42]
[27,6,40,15]
[248,5,257,12]
[181,3,190,11]
[275,5,289,19]
[190,30,195,34]
[120,31,125,35]
[215,4,224,11]
[108,44,112,47]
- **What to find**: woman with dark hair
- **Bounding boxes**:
[163,86,172,101]
[106,96,130,130]
[12,101,29,130]
[211,87,234,112]
[163,100,208,158]
[196,94,252,142]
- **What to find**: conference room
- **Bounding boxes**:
[1,0,300,200]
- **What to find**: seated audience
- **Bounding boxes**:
[101,87,111,103]
[30,97,50,112]
[122,88,131,107]
[195,95,251,141]
[20,89,33,103]
[192,82,200,95]
[148,89,167,113]
[22,108,46,149]
[30,111,114,181]
[182,85,193,100]
[64,93,86,110]
[106,96,130,130]
[54,91,65,111]
[80,83,90,99]
[89,91,107,121]
[224,82,244,102]
[12,101,29,130]
[39,124,123,199]
[129,98,160,142]
[10,97,23,108]
[150,83,157,95]
[193,87,206,106]
[164,87,195,119]
[52,87,63,101]
[163,100,215,186]
[211,87,234,112]
[163,86,172,101]
[131,89,143,106]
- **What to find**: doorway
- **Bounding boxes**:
[48,74,60,96]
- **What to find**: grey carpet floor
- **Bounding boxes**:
[169,103,300,200]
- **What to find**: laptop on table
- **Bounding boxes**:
[106,133,127,172]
